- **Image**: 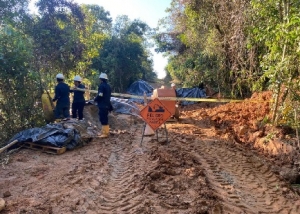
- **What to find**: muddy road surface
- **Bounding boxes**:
[1,103,300,213]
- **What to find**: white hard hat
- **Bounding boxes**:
[56,73,64,79]
[73,75,82,82]
[99,72,108,80]
[171,83,175,87]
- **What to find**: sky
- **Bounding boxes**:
[29,0,171,79]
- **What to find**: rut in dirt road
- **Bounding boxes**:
[193,128,300,214]
[98,123,300,213]
[96,135,157,213]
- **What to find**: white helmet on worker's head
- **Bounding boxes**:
[56,73,64,80]
[99,72,108,80]
[73,75,82,82]
[171,83,175,87]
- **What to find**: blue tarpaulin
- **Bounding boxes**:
[126,80,206,105]
[176,87,206,105]
[126,80,154,104]
[7,123,81,150]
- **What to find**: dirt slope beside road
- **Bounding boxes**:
[183,91,300,185]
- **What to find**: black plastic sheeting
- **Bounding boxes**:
[7,123,81,150]
[127,80,154,104]
[176,87,206,105]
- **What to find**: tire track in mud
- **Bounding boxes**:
[96,135,157,213]
[194,133,300,214]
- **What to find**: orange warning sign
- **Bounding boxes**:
[140,98,172,131]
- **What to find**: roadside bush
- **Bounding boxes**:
[0,24,45,147]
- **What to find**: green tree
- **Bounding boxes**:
[76,4,112,86]
[92,15,156,92]
[250,0,300,124]
[0,0,29,25]
[0,24,44,145]
[29,0,86,82]
[156,0,258,97]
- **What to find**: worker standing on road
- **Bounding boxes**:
[171,83,180,120]
[52,73,70,121]
[94,73,111,138]
[70,75,85,121]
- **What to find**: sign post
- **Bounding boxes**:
[140,98,172,145]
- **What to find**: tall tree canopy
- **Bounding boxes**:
[91,15,156,92]
[30,0,86,78]
[155,0,258,96]
[0,0,29,25]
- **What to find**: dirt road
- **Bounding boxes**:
[1,102,300,213]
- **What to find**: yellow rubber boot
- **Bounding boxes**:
[99,125,109,138]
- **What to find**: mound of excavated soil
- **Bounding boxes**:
[182,91,300,184]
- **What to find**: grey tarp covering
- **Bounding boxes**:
[176,87,206,105]
[89,97,140,116]
[110,97,140,116]
[126,80,154,104]
[7,123,81,150]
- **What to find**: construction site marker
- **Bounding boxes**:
[140,98,172,131]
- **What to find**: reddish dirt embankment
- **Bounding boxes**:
[183,91,300,184]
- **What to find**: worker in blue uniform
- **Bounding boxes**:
[52,73,70,121]
[94,73,112,138]
[70,75,85,120]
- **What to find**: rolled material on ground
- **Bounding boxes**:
[0,140,18,154]
[41,93,56,123]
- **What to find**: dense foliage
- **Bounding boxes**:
[91,16,155,92]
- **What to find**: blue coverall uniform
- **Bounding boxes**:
[70,84,85,120]
[95,80,111,125]
[53,82,70,119]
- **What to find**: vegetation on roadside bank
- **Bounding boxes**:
[156,0,300,127]
[1,0,300,145]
